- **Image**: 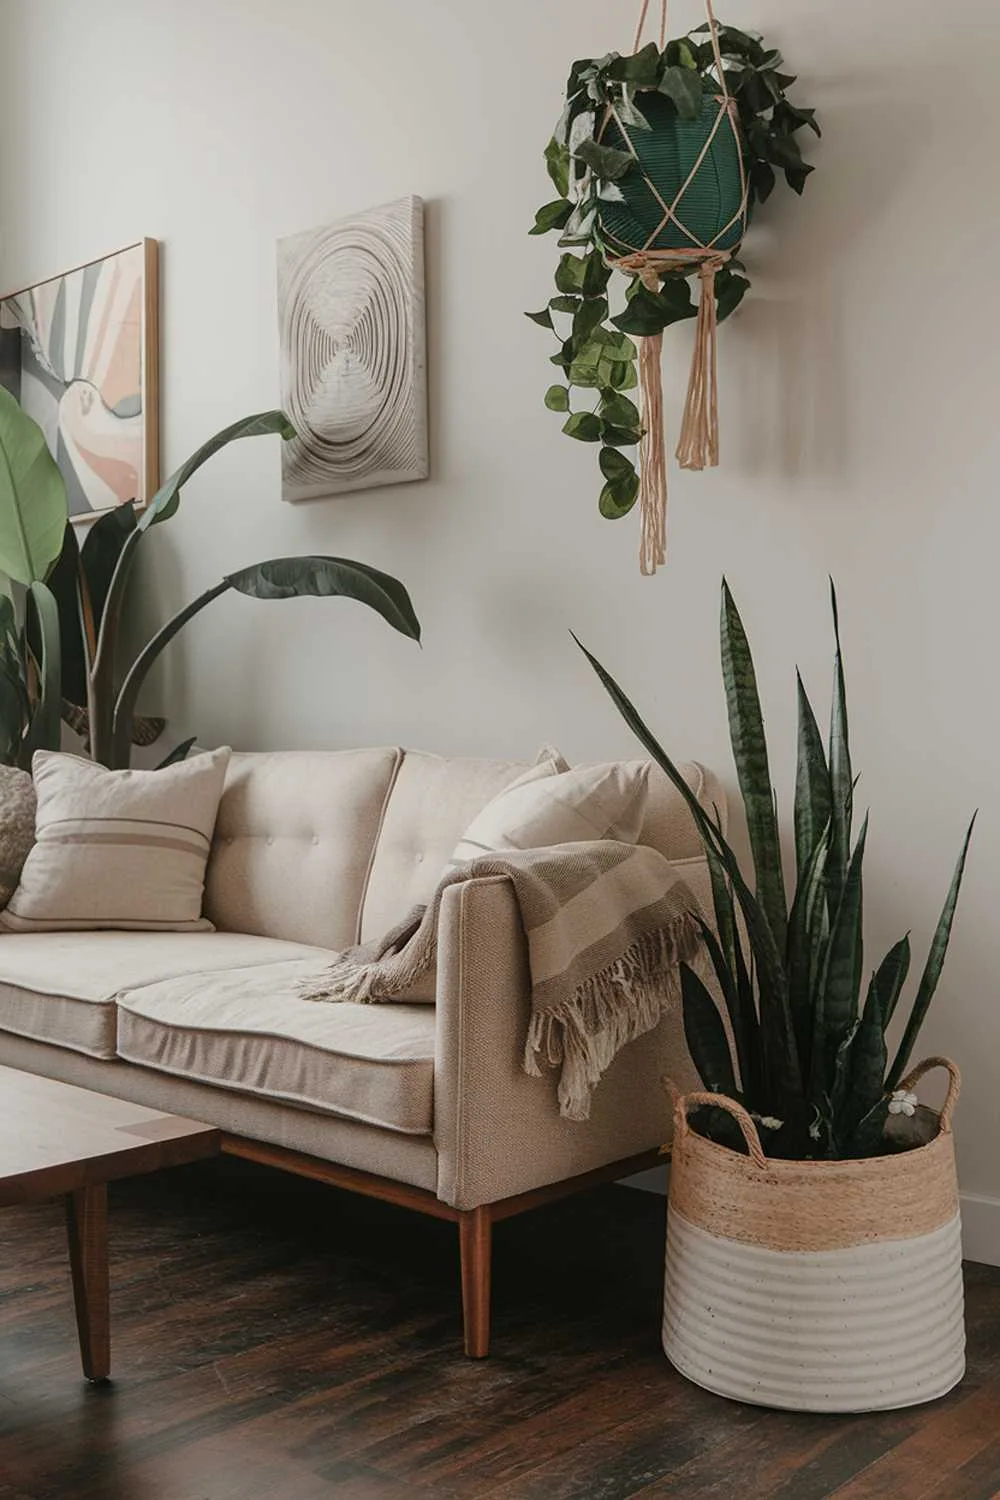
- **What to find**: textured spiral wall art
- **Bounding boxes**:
[277,196,428,502]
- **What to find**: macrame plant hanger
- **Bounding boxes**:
[602,0,749,573]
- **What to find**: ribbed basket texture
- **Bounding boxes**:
[599,93,745,254]
[663,1083,966,1413]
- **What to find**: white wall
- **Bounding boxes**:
[1,1,998,1225]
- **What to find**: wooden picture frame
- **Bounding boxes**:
[0,238,159,521]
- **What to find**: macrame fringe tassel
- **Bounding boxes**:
[637,331,667,576]
[676,261,721,471]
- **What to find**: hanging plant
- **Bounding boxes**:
[527,2,819,572]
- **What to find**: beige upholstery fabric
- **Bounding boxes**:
[117,960,435,1134]
[451,761,650,865]
[360,750,529,943]
[205,749,401,949]
[0,766,35,908]
[1,748,230,932]
[641,762,727,860]
[0,930,335,1059]
[0,1032,438,1192]
[433,874,703,1210]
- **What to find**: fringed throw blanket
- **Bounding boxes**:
[299,841,701,1123]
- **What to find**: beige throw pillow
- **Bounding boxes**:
[0,765,36,910]
[1,747,231,933]
[450,760,650,866]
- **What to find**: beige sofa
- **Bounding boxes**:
[0,747,724,1355]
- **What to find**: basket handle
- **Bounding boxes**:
[674,1090,768,1168]
[897,1056,961,1134]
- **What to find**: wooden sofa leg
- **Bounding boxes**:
[459,1205,493,1358]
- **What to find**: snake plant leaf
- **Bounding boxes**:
[698,918,759,1107]
[875,933,911,1030]
[156,736,197,770]
[793,670,831,885]
[705,840,738,976]
[21,581,61,762]
[811,814,868,1107]
[0,387,69,585]
[838,981,888,1149]
[886,814,977,1090]
[139,410,295,531]
[681,963,738,1099]
[786,819,831,1073]
[573,631,804,1130]
[828,580,853,907]
[720,580,787,952]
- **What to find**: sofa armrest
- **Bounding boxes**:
[433,871,703,1211]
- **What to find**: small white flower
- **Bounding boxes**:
[888,1089,918,1117]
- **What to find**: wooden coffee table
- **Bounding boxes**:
[0,1065,219,1381]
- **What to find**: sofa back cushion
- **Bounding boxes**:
[360,752,724,943]
[360,751,527,943]
[204,749,400,950]
[201,748,726,954]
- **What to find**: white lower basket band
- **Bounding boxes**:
[663,1207,965,1412]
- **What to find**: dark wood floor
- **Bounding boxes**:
[1,1159,999,1499]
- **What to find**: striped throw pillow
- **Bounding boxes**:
[450,760,650,866]
[0,747,231,932]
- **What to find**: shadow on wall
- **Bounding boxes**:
[724,64,923,487]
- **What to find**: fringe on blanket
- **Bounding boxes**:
[524,917,701,1122]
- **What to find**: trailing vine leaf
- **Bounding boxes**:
[575,139,635,181]
[544,385,571,412]
[526,307,555,329]
[530,199,573,236]
[544,136,571,196]
[658,65,704,118]
[563,412,602,442]
[715,268,751,322]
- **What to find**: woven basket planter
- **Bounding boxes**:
[663,1058,966,1413]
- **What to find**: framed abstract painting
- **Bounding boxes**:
[0,238,159,520]
[277,196,427,502]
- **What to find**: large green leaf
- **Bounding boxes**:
[720,581,787,952]
[226,556,421,640]
[681,963,738,1097]
[139,410,295,531]
[0,386,69,585]
[22,580,61,761]
[110,555,420,769]
[886,815,976,1089]
[786,818,830,1074]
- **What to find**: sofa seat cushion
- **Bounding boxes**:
[116,959,436,1136]
[0,931,336,1060]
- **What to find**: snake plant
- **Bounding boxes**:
[577,581,974,1160]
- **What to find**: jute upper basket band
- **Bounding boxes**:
[669,1060,962,1254]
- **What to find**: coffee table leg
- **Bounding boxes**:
[65,1184,110,1382]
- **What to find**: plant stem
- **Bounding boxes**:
[110,579,232,769]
